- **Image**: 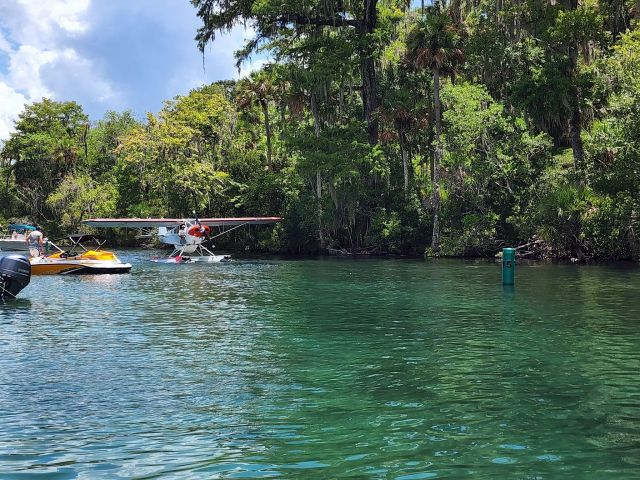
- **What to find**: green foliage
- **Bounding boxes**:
[534,183,588,257]
[46,174,118,233]
[405,8,465,76]
[1,1,638,259]
[440,212,499,257]
[439,82,552,251]
[87,111,139,176]
[1,99,89,219]
[581,192,640,260]
[115,86,235,217]
[580,28,640,260]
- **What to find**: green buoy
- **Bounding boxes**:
[502,247,516,285]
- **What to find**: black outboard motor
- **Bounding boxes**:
[0,255,31,300]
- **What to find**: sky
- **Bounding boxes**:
[0,0,264,140]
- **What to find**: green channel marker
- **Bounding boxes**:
[502,247,516,285]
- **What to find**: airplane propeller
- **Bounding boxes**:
[189,211,214,246]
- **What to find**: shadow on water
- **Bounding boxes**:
[0,298,32,311]
[0,254,639,478]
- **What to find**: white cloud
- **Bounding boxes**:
[6,45,59,99]
[0,1,262,140]
[0,82,28,140]
[1,0,90,44]
[42,48,118,104]
[0,30,12,53]
[21,0,91,35]
[237,58,269,79]
[0,0,117,140]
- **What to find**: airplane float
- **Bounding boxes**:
[83,215,281,263]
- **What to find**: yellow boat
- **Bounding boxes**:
[30,235,131,275]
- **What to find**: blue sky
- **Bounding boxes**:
[0,0,261,139]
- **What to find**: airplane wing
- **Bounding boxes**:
[198,217,282,226]
[83,217,282,228]
[83,218,184,228]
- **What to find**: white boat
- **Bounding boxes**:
[0,224,33,252]
[0,238,28,252]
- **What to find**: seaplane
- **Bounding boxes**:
[83,215,282,263]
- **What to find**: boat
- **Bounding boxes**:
[30,234,131,275]
[0,224,35,252]
[0,254,31,299]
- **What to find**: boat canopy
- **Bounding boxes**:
[9,224,36,232]
[69,234,106,243]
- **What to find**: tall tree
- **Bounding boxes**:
[406,7,464,251]
[191,0,381,144]
[0,99,88,219]
[548,1,602,181]
[237,71,275,170]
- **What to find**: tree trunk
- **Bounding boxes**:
[399,131,410,199]
[567,48,584,182]
[431,67,442,252]
[569,107,584,179]
[359,0,379,145]
[610,0,625,41]
[316,170,324,247]
[83,123,89,169]
[567,0,584,184]
[565,0,585,260]
[260,99,273,170]
[426,83,435,183]
[310,91,325,250]
[338,80,345,119]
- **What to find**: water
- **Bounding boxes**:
[1,252,640,479]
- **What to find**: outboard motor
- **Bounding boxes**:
[0,255,31,300]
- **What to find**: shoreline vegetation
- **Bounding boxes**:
[1,2,639,263]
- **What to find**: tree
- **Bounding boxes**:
[47,174,118,231]
[583,29,640,260]
[380,69,423,199]
[87,111,140,177]
[406,6,465,251]
[0,99,88,219]
[191,0,382,144]
[545,1,603,181]
[439,82,552,255]
[116,85,234,217]
[237,72,275,170]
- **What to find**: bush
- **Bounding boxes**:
[439,212,499,256]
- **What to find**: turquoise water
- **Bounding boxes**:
[1,253,640,479]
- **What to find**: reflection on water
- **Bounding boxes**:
[1,252,640,478]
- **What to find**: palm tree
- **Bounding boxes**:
[381,84,417,199]
[406,6,464,251]
[237,71,275,170]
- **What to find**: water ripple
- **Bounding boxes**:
[1,255,639,478]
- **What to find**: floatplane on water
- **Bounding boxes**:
[83,216,282,263]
